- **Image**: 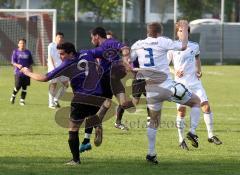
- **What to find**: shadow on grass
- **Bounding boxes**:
[0,156,239,175]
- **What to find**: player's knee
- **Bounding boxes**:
[190,94,201,108]
[148,110,161,129]
[201,101,211,113]
[68,131,78,141]
[103,99,112,108]
[148,118,160,129]
[177,107,186,117]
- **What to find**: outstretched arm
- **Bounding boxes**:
[21,67,48,82]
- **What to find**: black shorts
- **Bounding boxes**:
[132,79,146,98]
[101,74,125,99]
[70,102,100,122]
[15,74,30,88]
[101,75,113,99]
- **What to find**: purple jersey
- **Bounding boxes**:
[132,57,139,68]
[90,38,125,74]
[11,49,33,77]
[46,50,103,95]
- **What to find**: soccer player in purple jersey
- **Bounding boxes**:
[10,38,33,106]
[79,27,135,151]
[115,58,151,130]
[21,42,105,165]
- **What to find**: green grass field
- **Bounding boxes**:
[0,66,240,175]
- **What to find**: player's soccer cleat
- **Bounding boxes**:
[179,140,189,150]
[65,159,81,165]
[79,142,92,153]
[19,99,25,106]
[186,132,199,148]
[146,154,158,164]
[94,125,103,147]
[54,101,61,108]
[10,96,15,104]
[114,123,129,131]
[208,136,222,145]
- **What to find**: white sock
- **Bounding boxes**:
[55,86,67,101]
[147,127,157,156]
[85,133,91,139]
[189,107,201,134]
[147,116,151,126]
[176,116,185,143]
[48,91,55,106]
[204,112,214,138]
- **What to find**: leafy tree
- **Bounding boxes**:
[178,0,239,22]
[44,0,131,22]
[0,0,15,8]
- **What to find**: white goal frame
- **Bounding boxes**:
[0,9,57,65]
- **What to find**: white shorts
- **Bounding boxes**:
[176,82,208,109]
[49,76,69,84]
[146,79,192,111]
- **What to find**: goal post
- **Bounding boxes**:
[0,9,57,66]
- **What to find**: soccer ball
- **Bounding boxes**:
[170,83,188,100]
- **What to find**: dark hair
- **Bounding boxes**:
[106,30,113,36]
[56,32,64,37]
[147,22,163,37]
[91,27,107,38]
[57,42,76,55]
[18,38,26,43]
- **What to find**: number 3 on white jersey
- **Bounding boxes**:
[144,48,155,67]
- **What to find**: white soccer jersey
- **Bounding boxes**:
[131,36,183,80]
[168,41,200,86]
[47,42,62,72]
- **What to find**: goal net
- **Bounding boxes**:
[0,9,56,66]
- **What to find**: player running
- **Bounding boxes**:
[168,21,222,150]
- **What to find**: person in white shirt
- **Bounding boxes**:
[168,22,222,150]
[48,32,69,109]
[130,21,201,164]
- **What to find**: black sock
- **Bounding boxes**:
[12,87,20,96]
[147,107,150,117]
[85,127,93,134]
[68,131,80,161]
[82,138,90,144]
[116,105,124,124]
[21,87,27,100]
[21,91,27,100]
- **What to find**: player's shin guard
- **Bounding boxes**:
[147,127,157,156]
[68,131,80,161]
[116,105,125,124]
[189,107,201,134]
[176,116,185,143]
[204,112,214,138]
[21,89,27,100]
[12,87,19,96]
